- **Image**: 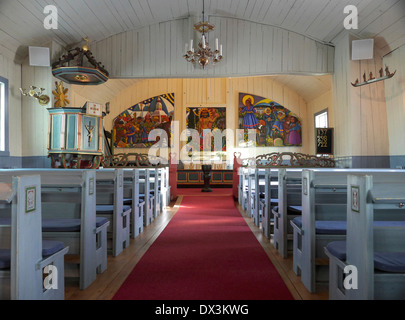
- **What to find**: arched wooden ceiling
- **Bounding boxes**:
[1,0,405,61]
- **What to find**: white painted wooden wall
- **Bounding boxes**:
[90,16,334,79]
[332,34,389,163]
[20,41,67,158]
[383,44,405,157]
[0,53,22,157]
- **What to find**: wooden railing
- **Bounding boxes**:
[240,152,335,168]
[101,153,168,168]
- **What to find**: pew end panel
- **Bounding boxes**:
[0,175,68,300]
[274,168,302,258]
[326,174,405,300]
[347,175,405,300]
[13,169,108,291]
[123,169,144,238]
[96,169,131,257]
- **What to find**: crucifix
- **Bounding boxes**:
[85,121,95,147]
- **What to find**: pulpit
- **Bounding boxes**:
[47,103,104,168]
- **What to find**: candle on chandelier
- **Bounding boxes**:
[215,38,219,51]
[202,35,206,48]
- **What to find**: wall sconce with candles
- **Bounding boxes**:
[20,86,50,106]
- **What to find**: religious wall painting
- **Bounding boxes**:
[238,92,302,147]
[186,107,227,152]
[112,93,175,148]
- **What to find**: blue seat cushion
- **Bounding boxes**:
[0,249,11,270]
[273,206,302,215]
[288,206,302,214]
[374,252,405,273]
[326,241,405,273]
[292,218,405,236]
[42,217,109,232]
[258,198,279,205]
[326,241,347,260]
[42,219,81,232]
[123,198,132,205]
[292,217,347,235]
[0,240,65,270]
[42,240,65,256]
[96,217,109,228]
[96,205,131,214]
[139,194,154,200]
[0,217,11,225]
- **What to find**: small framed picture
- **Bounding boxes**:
[303,177,308,195]
[25,186,36,213]
[351,186,360,213]
[89,178,95,195]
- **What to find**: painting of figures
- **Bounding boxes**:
[112,93,175,148]
[186,107,227,152]
[238,92,302,147]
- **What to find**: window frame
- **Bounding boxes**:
[0,75,10,157]
[314,108,329,129]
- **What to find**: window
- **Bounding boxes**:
[314,109,332,156]
[315,109,328,128]
[0,76,9,156]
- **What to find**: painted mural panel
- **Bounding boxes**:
[238,92,302,147]
[113,93,174,148]
[186,107,227,152]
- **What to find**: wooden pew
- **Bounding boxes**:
[250,168,264,226]
[0,169,110,290]
[247,168,255,219]
[273,168,302,258]
[123,169,145,238]
[149,168,161,219]
[238,167,249,210]
[160,166,170,210]
[239,166,279,238]
[259,168,279,239]
[0,174,69,300]
[96,169,131,257]
[139,169,155,227]
[291,168,405,293]
[325,174,405,300]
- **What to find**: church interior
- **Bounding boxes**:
[0,0,405,305]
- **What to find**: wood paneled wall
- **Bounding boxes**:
[0,54,22,157]
[90,16,334,79]
[20,41,66,158]
[332,34,389,163]
[383,44,405,157]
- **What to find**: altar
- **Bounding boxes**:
[176,163,233,188]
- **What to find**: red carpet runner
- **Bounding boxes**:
[113,191,294,300]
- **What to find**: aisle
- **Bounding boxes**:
[112,192,294,300]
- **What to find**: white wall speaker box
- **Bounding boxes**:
[29,46,50,67]
[351,39,374,60]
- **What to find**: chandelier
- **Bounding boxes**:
[183,1,223,69]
